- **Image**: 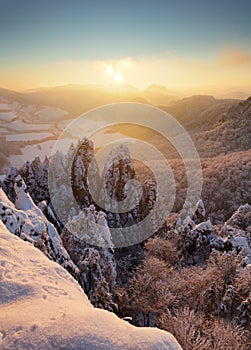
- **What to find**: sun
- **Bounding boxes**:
[105,63,123,83]
[114,73,123,83]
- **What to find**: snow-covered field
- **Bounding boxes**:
[5,132,53,142]
[0,221,182,350]
[9,141,56,167]
[0,111,16,122]
[2,120,52,131]
[0,102,68,127]
[0,100,138,170]
[0,102,73,169]
[34,106,68,121]
[9,138,77,167]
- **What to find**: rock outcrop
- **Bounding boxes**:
[0,175,78,276]
[178,200,224,264]
[71,138,100,207]
[177,200,251,266]
[61,205,118,312]
[223,204,251,266]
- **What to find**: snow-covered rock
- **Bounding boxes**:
[99,143,138,239]
[2,156,50,205]
[71,137,100,207]
[222,204,251,265]
[0,221,182,350]
[98,143,159,246]
[14,175,36,211]
[61,206,117,311]
[194,220,213,233]
[178,215,224,264]
[0,177,78,276]
[225,203,251,230]
[223,227,251,265]
[178,203,251,265]
[193,199,206,223]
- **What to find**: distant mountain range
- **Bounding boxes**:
[1,84,250,118]
[0,84,177,117]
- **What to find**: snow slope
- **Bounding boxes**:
[0,221,182,350]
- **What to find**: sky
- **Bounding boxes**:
[0,0,251,91]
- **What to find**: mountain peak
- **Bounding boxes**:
[145,84,168,92]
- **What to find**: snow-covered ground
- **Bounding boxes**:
[0,111,16,122]
[34,106,68,122]
[9,141,56,167]
[0,221,182,350]
[0,101,72,169]
[2,120,52,131]
[5,132,53,142]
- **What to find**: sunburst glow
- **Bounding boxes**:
[114,72,123,83]
[105,63,123,84]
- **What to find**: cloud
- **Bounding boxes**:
[216,48,251,66]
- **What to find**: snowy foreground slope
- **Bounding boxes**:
[0,221,182,350]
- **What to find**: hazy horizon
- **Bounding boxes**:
[1,82,251,100]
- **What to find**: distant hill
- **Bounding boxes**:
[193,97,251,157]
[0,84,177,117]
[218,91,251,100]
[142,84,177,105]
[162,95,238,129]
[0,88,23,103]
[106,96,250,159]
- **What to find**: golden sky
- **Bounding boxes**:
[1,48,250,92]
